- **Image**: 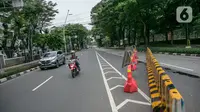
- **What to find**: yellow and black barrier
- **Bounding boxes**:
[146,48,185,112]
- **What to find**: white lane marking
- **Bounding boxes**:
[96,52,118,112]
[97,52,151,103]
[103,67,114,71]
[107,77,123,81]
[104,71,118,75]
[32,76,53,92]
[102,65,110,67]
[110,85,124,91]
[161,62,193,71]
[117,99,151,110]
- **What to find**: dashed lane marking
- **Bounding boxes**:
[107,77,123,81]
[32,76,53,92]
[116,99,151,110]
[103,67,114,71]
[104,71,118,75]
[102,65,111,67]
[110,85,124,91]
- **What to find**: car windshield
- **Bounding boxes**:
[43,52,56,58]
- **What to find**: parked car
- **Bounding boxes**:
[39,51,66,70]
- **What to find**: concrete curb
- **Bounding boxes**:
[148,52,200,57]
[0,66,39,84]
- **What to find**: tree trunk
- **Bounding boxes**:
[141,20,148,47]
[170,30,174,45]
[133,29,136,45]
[165,32,168,42]
[146,25,150,44]
[122,27,125,47]
[185,24,190,46]
[128,25,131,46]
[152,34,155,42]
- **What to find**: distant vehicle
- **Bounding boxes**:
[39,51,65,70]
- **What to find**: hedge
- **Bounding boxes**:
[0,62,39,79]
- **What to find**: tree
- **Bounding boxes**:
[0,0,58,58]
[91,0,200,48]
[64,24,88,49]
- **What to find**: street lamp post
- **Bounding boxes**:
[63,10,72,53]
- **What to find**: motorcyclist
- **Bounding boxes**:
[69,50,80,71]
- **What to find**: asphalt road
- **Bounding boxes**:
[97,48,200,77]
[96,48,200,112]
[1,48,199,112]
[0,49,151,112]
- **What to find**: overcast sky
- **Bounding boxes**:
[48,0,101,30]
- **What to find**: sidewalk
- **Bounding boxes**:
[96,48,200,77]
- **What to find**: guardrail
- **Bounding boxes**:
[146,48,185,112]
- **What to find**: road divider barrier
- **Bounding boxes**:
[146,48,185,112]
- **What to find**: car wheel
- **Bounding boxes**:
[40,68,44,70]
[56,61,59,68]
[63,58,66,65]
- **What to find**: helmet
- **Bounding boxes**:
[70,50,75,54]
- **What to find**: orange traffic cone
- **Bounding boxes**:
[124,65,138,93]
[131,64,137,71]
[131,56,137,71]
[132,53,138,64]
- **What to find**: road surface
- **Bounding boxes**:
[0,49,151,112]
[97,48,200,77]
[96,48,200,112]
[0,48,199,112]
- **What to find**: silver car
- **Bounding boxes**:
[39,51,66,70]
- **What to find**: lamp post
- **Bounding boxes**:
[63,10,72,52]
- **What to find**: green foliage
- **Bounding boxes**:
[91,0,200,47]
[1,0,58,57]
[64,24,88,49]
[47,29,64,50]
[34,24,89,51]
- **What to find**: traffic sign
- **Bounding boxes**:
[176,6,193,23]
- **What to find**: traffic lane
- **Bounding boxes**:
[164,69,200,112]
[97,50,150,97]
[153,53,200,76]
[97,48,200,76]
[12,49,112,112]
[96,52,151,112]
[0,65,66,112]
[97,48,200,111]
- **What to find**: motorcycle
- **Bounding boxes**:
[68,59,79,78]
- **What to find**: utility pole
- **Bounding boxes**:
[63,10,72,52]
